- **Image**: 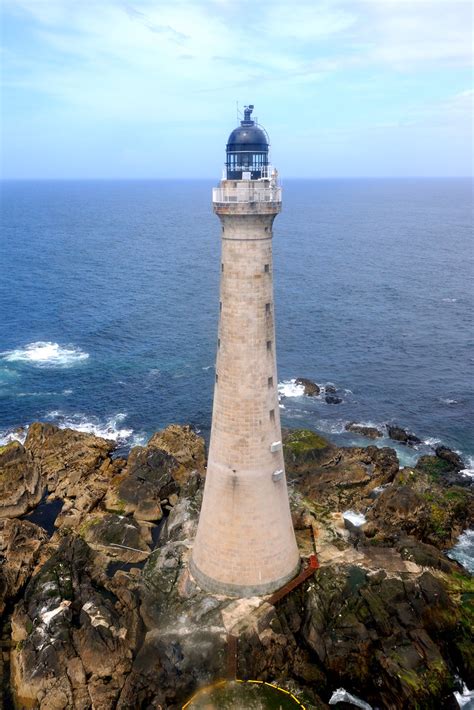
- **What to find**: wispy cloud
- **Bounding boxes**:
[1,0,472,177]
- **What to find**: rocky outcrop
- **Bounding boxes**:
[325,394,342,404]
[147,424,206,482]
[24,423,120,531]
[295,378,321,396]
[435,445,464,471]
[11,536,142,710]
[105,447,179,522]
[345,422,383,439]
[80,513,154,563]
[284,429,399,511]
[387,425,421,446]
[3,422,473,710]
[366,466,473,548]
[0,519,48,614]
[105,425,205,523]
[0,442,43,518]
[301,565,472,708]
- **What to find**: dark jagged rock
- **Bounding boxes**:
[11,536,142,710]
[366,467,473,548]
[301,564,471,709]
[147,424,206,482]
[325,395,342,404]
[0,441,43,518]
[24,422,121,532]
[325,384,337,394]
[387,425,421,446]
[0,519,48,614]
[285,430,399,511]
[295,378,321,396]
[435,445,465,471]
[4,423,473,710]
[345,422,383,439]
[105,425,205,522]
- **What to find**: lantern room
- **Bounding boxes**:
[225,105,270,180]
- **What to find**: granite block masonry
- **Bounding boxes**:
[190,106,300,596]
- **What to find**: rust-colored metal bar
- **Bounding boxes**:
[267,554,319,605]
[226,632,238,680]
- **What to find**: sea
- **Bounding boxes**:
[1,178,473,573]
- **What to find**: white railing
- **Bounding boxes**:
[213,185,282,204]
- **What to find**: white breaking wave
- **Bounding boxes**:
[0,428,27,446]
[454,682,474,708]
[423,436,442,447]
[278,379,306,398]
[343,510,367,527]
[440,398,459,405]
[329,688,372,709]
[460,456,474,480]
[448,529,474,574]
[44,411,137,444]
[315,419,348,435]
[442,298,458,303]
[2,341,89,367]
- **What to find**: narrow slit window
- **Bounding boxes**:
[269,409,275,423]
[217,338,220,348]
[220,301,222,312]
[265,303,271,314]
[221,263,224,271]
[266,340,272,351]
[215,373,218,383]
[268,376,273,388]
[264,264,270,272]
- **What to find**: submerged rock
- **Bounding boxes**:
[345,423,383,440]
[387,425,421,446]
[325,395,342,404]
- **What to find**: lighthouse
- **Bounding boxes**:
[190,106,300,597]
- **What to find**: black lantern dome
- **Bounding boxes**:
[226,105,269,180]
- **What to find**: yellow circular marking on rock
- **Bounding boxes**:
[183,678,306,709]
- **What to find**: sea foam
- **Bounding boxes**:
[0,428,27,446]
[278,379,306,398]
[44,411,144,445]
[343,510,367,527]
[448,529,474,574]
[454,682,474,708]
[2,341,89,367]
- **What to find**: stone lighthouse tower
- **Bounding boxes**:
[190,106,300,597]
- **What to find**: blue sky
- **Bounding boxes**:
[1,0,472,178]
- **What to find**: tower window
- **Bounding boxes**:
[220,301,222,312]
[217,338,220,348]
[221,263,224,271]
[265,303,271,314]
[264,264,269,273]
[270,409,275,423]
[215,373,218,383]
[268,377,273,388]
[266,340,272,351]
